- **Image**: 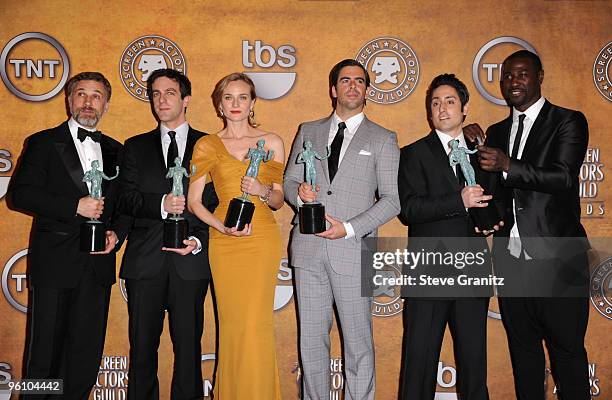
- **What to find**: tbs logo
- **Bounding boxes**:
[242,40,296,100]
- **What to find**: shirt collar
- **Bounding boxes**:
[332,111,365,134]
[513,96,545,122]
[68,117,98,139]
[435,129,467,154]
[160,121,189,140]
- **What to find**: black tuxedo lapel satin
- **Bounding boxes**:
[100,135,119,195]
[424,131,461,190]
[54,123,89,196]
[520,100,552,162]
[315,117,331,184]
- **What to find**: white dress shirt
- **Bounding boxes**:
[505,96,546,258]
[329,112,365,239]
[435,129,468,162]
[160,121,189,167]
[68,118,103,193]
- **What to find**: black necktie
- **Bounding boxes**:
[328,122,346,182]
[510,114,526,159]
[77,127,101,143]
[166,131,178,168]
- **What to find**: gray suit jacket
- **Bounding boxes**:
[284,115,400,276]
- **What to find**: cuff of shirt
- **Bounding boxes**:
[343,222,355,239]
[297,195,304,207]
[189,236,202,255]
[161,194,168,219]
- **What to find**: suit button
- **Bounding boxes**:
[327,190,332,195]
[517,207,524,211]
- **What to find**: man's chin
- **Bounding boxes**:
[75,115,99,128]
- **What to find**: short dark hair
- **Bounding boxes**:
[146,68,191,100]
[329,59,370,89]
[65,72,112,101]
[504,50,543,72]
[426,73,469,110]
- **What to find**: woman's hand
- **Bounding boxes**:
[222,223,252,237]
[241,176,267,196]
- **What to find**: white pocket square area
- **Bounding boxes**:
[358,150,371,156]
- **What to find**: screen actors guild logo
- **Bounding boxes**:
[355,37,420,105]
[0,32,70,102]
[119,35,187,102]
[593,41,612,102]
[590,256,612,320]
[372,263,403,317]
[472,36,538,105]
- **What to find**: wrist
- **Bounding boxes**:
[259,184,272,204]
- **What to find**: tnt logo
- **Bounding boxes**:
[0,32,70,102]
[2,249,28,313]
[242,40,296,100]
[472,36,538,105]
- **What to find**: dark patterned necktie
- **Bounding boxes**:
[510,114,526,159]
[328,122,346,182]
[166,131,178,167]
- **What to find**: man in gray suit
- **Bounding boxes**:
[284,59,400,400]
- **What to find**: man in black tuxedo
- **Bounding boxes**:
[469,50,590,400]
[9,72,123,399]
[397,74,492,400]
[117,68,217,400]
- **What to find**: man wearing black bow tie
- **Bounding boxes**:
[9,72,124,399]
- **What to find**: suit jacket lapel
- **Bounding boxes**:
[520,100,552,161]
[315,117,332,184]
[54,122,89,195]
[425,130,461,189]
[100,135,119,194]
[184,127,197,170]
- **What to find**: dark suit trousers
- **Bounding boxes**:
[499,295,590,400]
[125,258,208,400]
[399,298,490,400]
[23,264,111,400]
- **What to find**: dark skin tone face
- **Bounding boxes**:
[500,56,544,112]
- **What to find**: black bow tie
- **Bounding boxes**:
[77,127,101,143]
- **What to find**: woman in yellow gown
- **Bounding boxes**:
[187,73,285,399]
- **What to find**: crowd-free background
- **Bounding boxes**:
[1,1,610,398]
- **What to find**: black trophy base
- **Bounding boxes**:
[470,203,501,232]
[163,218,189,248]
[299,202,326,234]
[224,197,255,231]
[80,220,106,252]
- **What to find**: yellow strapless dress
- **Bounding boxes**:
[190,134,282,400]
